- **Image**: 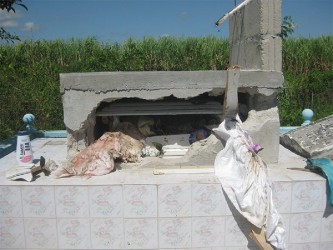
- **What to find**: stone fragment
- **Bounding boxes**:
[243,107,280,163]
[181,134,224,166]
[280,115,333,159]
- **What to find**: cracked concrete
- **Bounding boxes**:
[60,0,283,164]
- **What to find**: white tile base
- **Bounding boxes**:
[0,138,332,249]
[0,178,331,249]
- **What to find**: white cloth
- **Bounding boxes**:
[214,116,286,249]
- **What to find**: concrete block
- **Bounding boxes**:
[243,107,280,163]
[229,39,263,70]
[229,0,281,40]
[229,0,282,70]
[261,0,282,35]
[261,36,282,71]
[280,115,333,159]
[229,35,281,71]
[67,130,88,160]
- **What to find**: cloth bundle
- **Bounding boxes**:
[214,116,286,249]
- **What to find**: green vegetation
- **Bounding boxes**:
[279,36,333,125]
[280,16,296,40]
[0,36,332,140]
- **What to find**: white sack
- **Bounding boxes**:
[214,116,286,249]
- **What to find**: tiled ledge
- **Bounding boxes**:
[0,138,332,250]
[0,137,325,186]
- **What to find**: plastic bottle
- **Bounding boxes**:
[16,131,33,166]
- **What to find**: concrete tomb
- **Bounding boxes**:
[2,1,333,249]
[60,0,283,165]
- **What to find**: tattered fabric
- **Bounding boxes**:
[214,116,286,249]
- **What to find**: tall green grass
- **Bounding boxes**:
[282,36,333,73]
[0,36,332,140]
[0,36,229,140]
[280,36,333,125]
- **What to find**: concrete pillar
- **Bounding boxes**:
[229,0,282,71]
[228,0,282,163]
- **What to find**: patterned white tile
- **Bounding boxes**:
[123,185,157,218]
[272,181,292,213]
[124,218,158,249]
[192,184,225,216]
[321,211,333,242]
[159,249,190,250]
[159,217,191,248]
[22,186,55,217]
[24,218,57,249]
[89,185,123,217]
[0,218,25,249]
[288,243,321,250]
[193,248,229,250]
[224,215,253,247]
[57,218,91,249]
[0,186,22,217]
[225,199,236,216]
[224,247,259,250]
[289,212,321,243]
[55,186,89,217]
[91,218,124,249]
[291,181,325,213]
[157,248,225,250]
[158,184,191,217]
[287,169,324,181]
[192,216,225,247]
[161,248,225,250]
[320,242,333,250]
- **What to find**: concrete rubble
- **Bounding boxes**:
[280,114,333,159]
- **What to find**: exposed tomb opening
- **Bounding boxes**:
[90,92,250,160]
[94,94,225,145]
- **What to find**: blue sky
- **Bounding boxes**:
[0,0,332,43]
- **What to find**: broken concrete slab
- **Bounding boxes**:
[243,107,280,163]
[180,134,224,166]
[60,71,283,132]
[280,114,333,159]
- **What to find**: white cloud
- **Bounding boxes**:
[179,11,190,20]
[21,21,39,31]
[0,9,23,21]
[0,9,39,33]
[1,20,19,28]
